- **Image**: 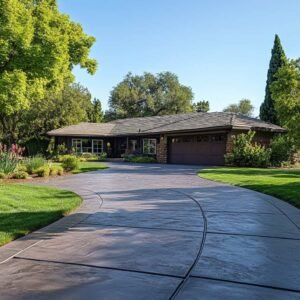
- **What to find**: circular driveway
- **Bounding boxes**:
[0,163,300,299]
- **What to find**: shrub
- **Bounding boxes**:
[11,171,28,179]
[270,135,296,166]
[0,172,6,179]
[16,164,28,172]
[98,152,107,161]
[61,155,79,171]
[49,165,58,176]
[0,143,23,174]
[36,165,50,177]
[24,155,46,174]
[225,130,271,168]
[125,155,156,163]
[56,165,64,176]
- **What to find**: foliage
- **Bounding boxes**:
[199,168,300,208]
[260,35,287,124]
[0,172,6,179]
[24,138,49,156]
[106,72,193,120]
[192,100,210,112]
[225,131,271,168]
[270,135,296,166]
[36,165,50,177]
[16,165,28,172]
[98,152,107,161]
[19,83,95,144]
[23,155,46,174]
[223,99,254,117]
[0,143,23,174]
[125,155,157,163]
[10,171,28,179]
[0,0,96,143]
[0,184,81,246]
[270,60,300,148]
[61,155,80,171]
[88,98,103,122]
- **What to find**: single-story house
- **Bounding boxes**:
[48,112,286,165]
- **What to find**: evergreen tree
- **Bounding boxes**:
[260,34,287,124]
[192,100,210,112]
[88,98,103,122]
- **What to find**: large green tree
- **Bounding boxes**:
[88,98,103,123]
[192,100,210,112]
[260,34,287,124]
[223,99,254,117]
[270,60,300,147]
[0,0,97,143]
[19,83,94,142]
[106,72,193,119]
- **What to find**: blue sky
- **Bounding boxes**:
[58,0,300,116]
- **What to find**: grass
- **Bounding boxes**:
[72,162,109,174]
[0,184,81,246]
[199,167,300,208]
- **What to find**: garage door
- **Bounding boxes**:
[168,134,227,165]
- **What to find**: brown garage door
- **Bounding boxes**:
[168,134,227,165]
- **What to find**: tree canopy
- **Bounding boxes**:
[192,100,210,112]
[270,60,300,147]
[260,34,287,124]
[106,72,193,120]
[223,99,254,117]
[0,0,97,143]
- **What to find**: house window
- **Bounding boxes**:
[143,138,156,155]
[82,139,92,153]
[92,139,103,153]
[72,139,82,153]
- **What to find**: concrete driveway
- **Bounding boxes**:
[0,163,300,299]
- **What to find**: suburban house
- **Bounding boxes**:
[48,112,286,165]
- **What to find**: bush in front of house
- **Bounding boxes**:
[270,135,296,166]
[125,155,156,163]
[10,171,29,179]
[49,165,64,176]
[225,130,271,168]
[98,152,107,161]
[16,164,28,172]
[61,155,79,171]
[36,165,50,177]
[24,155,46,174]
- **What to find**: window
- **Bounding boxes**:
[82,139,92,153]
[92,139,103,153]
[72,139,82,153]
[143,138,156,155]
[72,139,103,153]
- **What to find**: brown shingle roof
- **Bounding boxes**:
[48,112,286,137]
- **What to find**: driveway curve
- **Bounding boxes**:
[0,163,300,299]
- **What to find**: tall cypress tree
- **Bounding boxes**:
[260,34,287,124]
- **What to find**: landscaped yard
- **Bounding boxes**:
[0,184,81,246]
[199,167,300,208]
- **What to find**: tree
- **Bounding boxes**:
[88,98,103,122]
[19,83,94,142]
[192,100,210,112]
[0,0,97,143]
[260,34,287,124]
[223,99,254,117]
[270,60,300,147]
[107,72,193,119]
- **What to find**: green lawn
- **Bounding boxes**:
[72,162,109,174]
[199,167,300,208]
[0,184,81,246]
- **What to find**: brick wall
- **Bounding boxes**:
[157,135,168,163]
